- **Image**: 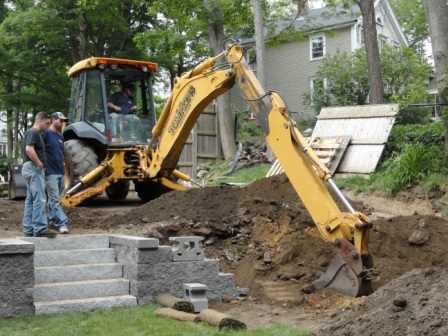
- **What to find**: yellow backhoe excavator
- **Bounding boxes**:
[61,44,372,297]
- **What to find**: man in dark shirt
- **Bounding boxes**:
[22,112,51,237]
[45,112,69,234]
[107,83,137,114]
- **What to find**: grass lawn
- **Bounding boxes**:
[207,163,271,186]
[0,305,311,336]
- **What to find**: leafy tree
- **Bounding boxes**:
[389,0,428,53]
[305,46,431,118]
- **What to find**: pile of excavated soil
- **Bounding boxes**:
[2,174,448,306]
[90,175,448,303]
[317,267,448,336]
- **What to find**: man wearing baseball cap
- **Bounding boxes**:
[44,112,70,234]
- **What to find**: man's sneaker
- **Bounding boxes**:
[35,232,57,238]
[59,226,69,234]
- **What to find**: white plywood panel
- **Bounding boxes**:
[313,117,395,144]
[337,145,385,173]
[319,104,399,119]
[311,104,398,173]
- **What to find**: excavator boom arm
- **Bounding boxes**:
[149,44,372,296]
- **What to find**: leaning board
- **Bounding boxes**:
[311,104,399,174]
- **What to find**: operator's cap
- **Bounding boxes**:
[52,112,69,121]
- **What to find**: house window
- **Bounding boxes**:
[310,35,326,60]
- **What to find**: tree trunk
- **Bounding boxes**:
[5,80,13,159]
[203,0,236,160]
[252,0,265,87]
[6,108,13,159]
[358,0,384,104]
[423,0,448,152]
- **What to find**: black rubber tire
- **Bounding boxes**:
[64,139,98,187]
[106,181,130,201]
[135,181,170,203]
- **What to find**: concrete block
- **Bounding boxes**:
[23,235,109,251]
[35,263,123,284]
[170,236,204,261]
[0,254,34,286]
[0,239,34,254]
[129,258,219,282]
[34,278,130,302]
[0,286,34,317]
[0,305,35,317]
[109,235,159,249]
[184,283,208,312]
[34,248,115,267]
[35,295,137,315]
[112,244,172,265]
[0,286,34,307]
[129,259,234,303]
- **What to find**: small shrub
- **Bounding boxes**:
[372,144,445,194]
[387,122,444,156]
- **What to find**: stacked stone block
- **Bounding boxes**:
[0,239,35,317]
[109,235,236,304]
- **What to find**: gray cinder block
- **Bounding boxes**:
[112,244,172,265]
[169,236,204,262]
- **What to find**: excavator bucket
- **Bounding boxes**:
[313,238,372,297]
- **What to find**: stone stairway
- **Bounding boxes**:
[25,235,137,315]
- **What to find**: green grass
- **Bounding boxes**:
[0,305,310,336]
[216,164,271,185]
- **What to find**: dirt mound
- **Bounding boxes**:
[90,175,448,304]
[3,174,448,307]
[318,267,448,336]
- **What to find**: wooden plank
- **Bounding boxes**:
[318,104,399,119]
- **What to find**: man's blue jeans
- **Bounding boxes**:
[22,161,48,236]
[46,174,69,228]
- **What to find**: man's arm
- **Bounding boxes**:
[107,101,121,112]
[25,145,44,169]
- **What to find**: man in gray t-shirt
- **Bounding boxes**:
[22,112,51,237]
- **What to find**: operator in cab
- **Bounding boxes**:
[107,82,137,114]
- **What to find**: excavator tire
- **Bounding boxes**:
[106,181,130,201]
[135,180,170,203]
[64,139,98,188]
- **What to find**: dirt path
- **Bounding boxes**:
[345,190,437,218]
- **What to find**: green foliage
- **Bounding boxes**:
[372,144,445,194]
[236,110,264,141]
[422,173,448,193]
[0,155,10,176]
[386,122,444,156]
[389,0,428,51]
[0,304,310,336]
[305,46,431,114]
[338,122,447,195]
[134,0,253,86]
[265,27,307,48]
[339,142,447,195]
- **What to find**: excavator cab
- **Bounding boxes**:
[63,58,164,202]
[65,58,158,148]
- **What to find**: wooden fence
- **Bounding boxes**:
[178,103,222,178]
